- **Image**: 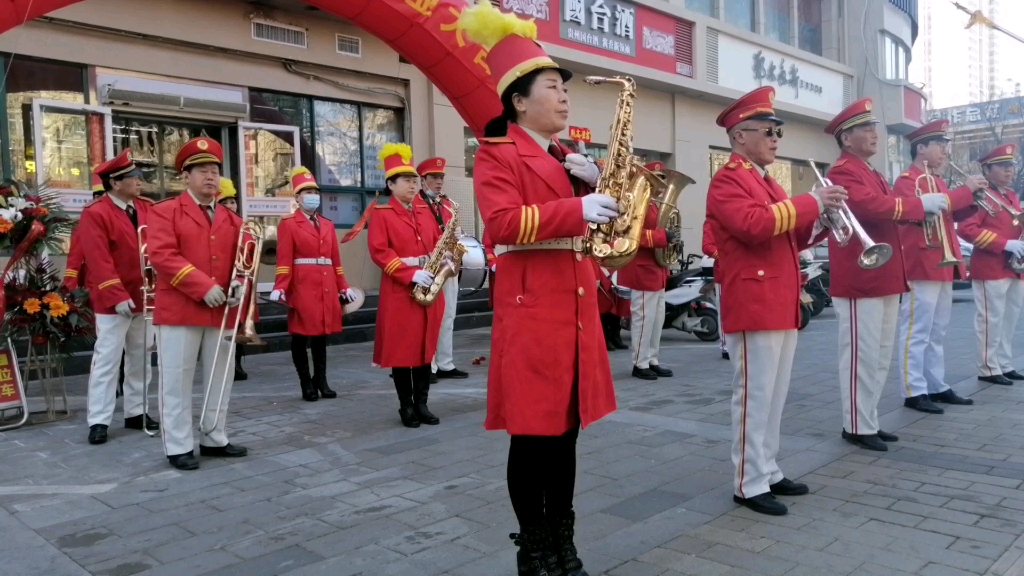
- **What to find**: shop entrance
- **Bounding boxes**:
[29,100,114,211]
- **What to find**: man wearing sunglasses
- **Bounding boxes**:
[706,86,847,516]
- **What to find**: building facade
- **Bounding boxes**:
[0,0,920,289]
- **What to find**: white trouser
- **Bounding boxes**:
[898,281,952,398]
[432,276,458,372]
[716,283,727,353]
[157,325,235,457]
[726,330,795,498]
[630,289,666,369]
[835,295,899,436]
[87,313,148,427]
[974,278,1024,376]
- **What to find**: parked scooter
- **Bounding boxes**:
[662,254,720,341]
[802,258,830,317]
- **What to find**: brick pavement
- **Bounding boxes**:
[2,291,1024,575]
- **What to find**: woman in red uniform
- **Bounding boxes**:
[270,168,355,401]
[368,144,445,428]
[461,3,619,575]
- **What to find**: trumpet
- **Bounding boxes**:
[806,160,893,269]
[915,161,961,268]
[137,225,158,437]
[199,221,264,435]
[950,163,1024,272]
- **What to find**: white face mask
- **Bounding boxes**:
[301,194,321,211]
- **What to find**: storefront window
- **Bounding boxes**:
[798,0,823,56]
[684,0,715,17]
[724,0,755,32]
[112,117,222,200]
[2,57,86,183]
[249,91,313,167]
[313,100,361,188]
[361,107,402,191]
[709,148,826,197]
[764,0,792,45]
[464,128,479,178]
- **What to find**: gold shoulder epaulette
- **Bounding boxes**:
[899,172,912,179]
[479,136,514,144]
[375,204,393,210]
[725,161,738,170]
[834,159,848,168]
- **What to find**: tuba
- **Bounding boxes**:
[582,76,659,270]
[136,225,158,437]
[651,169,694,268]
[915,162,961,268]
[413,194,467,306]
[806,160,892,269]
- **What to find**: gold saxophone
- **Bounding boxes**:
[583,76,661,270]
[413,194,468,306]
[651,170,695,268]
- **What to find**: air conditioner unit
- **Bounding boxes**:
[101,86,250,118]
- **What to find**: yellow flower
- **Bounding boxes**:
[0,218,12,234]
[42,292,63,306]
[23,299,41,314]
[48,301,70,318]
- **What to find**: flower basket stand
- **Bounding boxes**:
[21,339,71,425]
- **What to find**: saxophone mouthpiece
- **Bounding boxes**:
[584,76,606,85]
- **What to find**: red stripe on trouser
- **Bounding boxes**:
[633,293,647,367]
[738,332,748,498]
[850,299,858,434]
[982,283,991,375]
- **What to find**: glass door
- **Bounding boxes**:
[31,100,114,213]
[236,122,300,292]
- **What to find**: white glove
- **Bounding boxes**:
[412,269,434,288]
[269,289,284,303]
[114,299,135,319]
[564,153,600,187]
[1005,239,1024,259]
[582,194,619,224]
[490,264,496,273]
[921,193,949,215]
[203,285,226,308]
[226,280,243,308]
[342,288,358,302]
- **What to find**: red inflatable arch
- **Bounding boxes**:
[0,0,501,135]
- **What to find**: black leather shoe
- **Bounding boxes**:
[904,394,945,414]
[1004,370,1024,381]
[769,478,809,496]
[632,366,658,380]
[436,368,469,379]
[648,365,673,377]
[930,389,974,405]
[234,365,248,381]
[399,405,421,428]
[429,372,439,384]
[842,430,888,451]
[315,382,337,399]
[722,351,730,360]
[980,374,1014,385]
[877,430,899,442]
[199,444,248,458]
[88,424,108,445]
[605,340,616,352]
[414,404,440,426]
[733,493,787,516]
[124,415,159,431]
[168,452,199,470]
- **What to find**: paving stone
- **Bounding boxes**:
[696,543,797,575]
[605,559,670,576]
[203,545,325,576]
[917,518,1018,546]
[687,524,775,552]
[636,547,732,576]
[858,519,957,548]
[744,522,836,550]
[886,538,994,573]
[135,550,239,576]
[223,518,336,559]
[948,538,1010,560]
[760,541,859,573]
[823,540,928,573]
[602,489,690,522]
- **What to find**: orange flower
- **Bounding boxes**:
[23,299,41,314]
[35,207,49,217]
[42,292,63,305]
[48,300,70,318]
[0,218,12,234]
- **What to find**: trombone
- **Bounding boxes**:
[137,225,158,437]
[199,221,264,435]
[806,160,893,269]
[915,161,961,268]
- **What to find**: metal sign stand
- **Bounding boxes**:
[0,339,30,431]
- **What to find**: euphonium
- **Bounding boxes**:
[582,75,654,270]
[413,194,467,306]
[915,161,961,268]
[651,169,695,268]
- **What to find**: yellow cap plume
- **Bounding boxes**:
[289,166,312,179]
[378,143,413,167]
[458,0,537,50]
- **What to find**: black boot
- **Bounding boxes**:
[605,315,628,350]
[412,366,440,425]
[550,511,587,576]
[311,337,336,399]
[234,345,248,381]
[510,527,553,576]
[600,315,615,351]
[291,337,317,402]
[394,369,420,428]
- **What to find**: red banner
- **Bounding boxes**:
[569,126,592,143]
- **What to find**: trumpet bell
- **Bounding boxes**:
[858,244,893,270]
[937,256,962,268]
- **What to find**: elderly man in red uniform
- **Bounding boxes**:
[822,100,958,451]
[148,137,247,471]
[79,151,159,445]
[894,120,985,415]
[619,161,677,380]
[958,144,1024,385]
[707,86,847,516]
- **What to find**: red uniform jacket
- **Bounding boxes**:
[368,196,445,368]
[825,153,926,299]
[616,203,669,292]
[273,211,350,336]
[474,123,616,435]
[958,186,1022,280]
[62,226,87,291]
[147,192,243,327]
[701,219,721,283]
[707,154,827,333]
[76,196,151,314]
[893,164,977,282]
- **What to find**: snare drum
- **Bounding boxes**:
[457,236,487,295]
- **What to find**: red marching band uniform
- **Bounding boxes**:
[702,218,728,357]
[62,171,105,292]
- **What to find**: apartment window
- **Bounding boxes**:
[250,91,314,168]
[883,34,909,81]
[798,0,823,56]
[312,100,402,191]
[764,0,792,44]
[684,0,716,17]
[724,0,755,32]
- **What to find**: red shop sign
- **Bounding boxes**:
[569,126,592,142]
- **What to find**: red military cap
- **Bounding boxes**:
[417,157,447,177]
[978,143,1017,166]
[95,149,143,180]
[644,161,665,173]
[906,119,951,147]
[824,98,879,137]
[459,0,571,97]
[379,143,417,180]
[174,137,223,173]
[290,166,319,194]
[716,86,784,131]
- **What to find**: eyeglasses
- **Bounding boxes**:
[738,127,784,139]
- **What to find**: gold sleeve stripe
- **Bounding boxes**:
[384,258,402,276]
[713,251,720,259]
[894,198,903,221]
[64,270,78,278]
[98,279,122,289]
[772,200,796,235]
[977,230,997,248]
[783,200,796,233]
[336,267,345,275]
[170,265,195,287]
[944,194,952,211]
[771,203,784,235]
[517,205,540,244]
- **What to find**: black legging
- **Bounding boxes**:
[290,334,327,375]
[507,427,579,529]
